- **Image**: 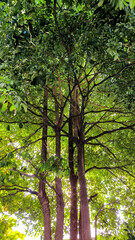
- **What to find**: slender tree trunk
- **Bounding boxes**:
[69,106,78,240]
[53,85,64,240]
[38,88,52,240]
[55,129,64,240]
[95,215,97,240]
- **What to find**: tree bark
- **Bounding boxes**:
[38,181,52,240]
[53,85,64,240]
[79,209,82,240]
[38,87,52,240]
[55,129,64,240]
[95,215,97,240]
[69,106,78,240]
[72,85,91,240]
[77,141,91,240]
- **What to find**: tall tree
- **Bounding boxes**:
[0,0,135,240]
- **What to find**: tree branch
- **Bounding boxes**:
[0,120,42,125]
[0,185,38,196]
[85,124,135,143]
[85,164,135,174]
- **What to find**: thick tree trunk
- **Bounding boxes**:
[77,141,91,240]
[72,85,91,240]
[69,107,78,240]
[38,181,52,240]
[38,87,52,240]
[55,176,64,240]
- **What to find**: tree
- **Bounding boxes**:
[0,1,135,240]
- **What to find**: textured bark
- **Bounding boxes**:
[70,174,78,240]
[69,106,78,240]
[38,88,52,240]
[72,85,91,240]
[77,141,91,240]
[53,85,64,240]
[55,130,64,240]
[38,181,52,240]
[95,215,97,240]
[72,85,80,139]
[55,175,64,240]
[79,209,82,240]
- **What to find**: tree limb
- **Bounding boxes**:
[85,124,135,143]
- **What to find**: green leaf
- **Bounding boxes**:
[0,95,6,103]
[21,103,27,112]
[10,104,16,112]
[1,102,8,112]
[98,0,104,7]
[7,95,13,103]
[129,0,135,9]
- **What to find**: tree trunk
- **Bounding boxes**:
[77,141,91,240]
[70,174,78,240]
[38,87,52,240]
[38,181,52,240]
[72,85,91,240]
[69,106,78,240]
[79,208,82,240]
[55,129,64,240]
[95,215,97,240]
[53,85,64,240]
